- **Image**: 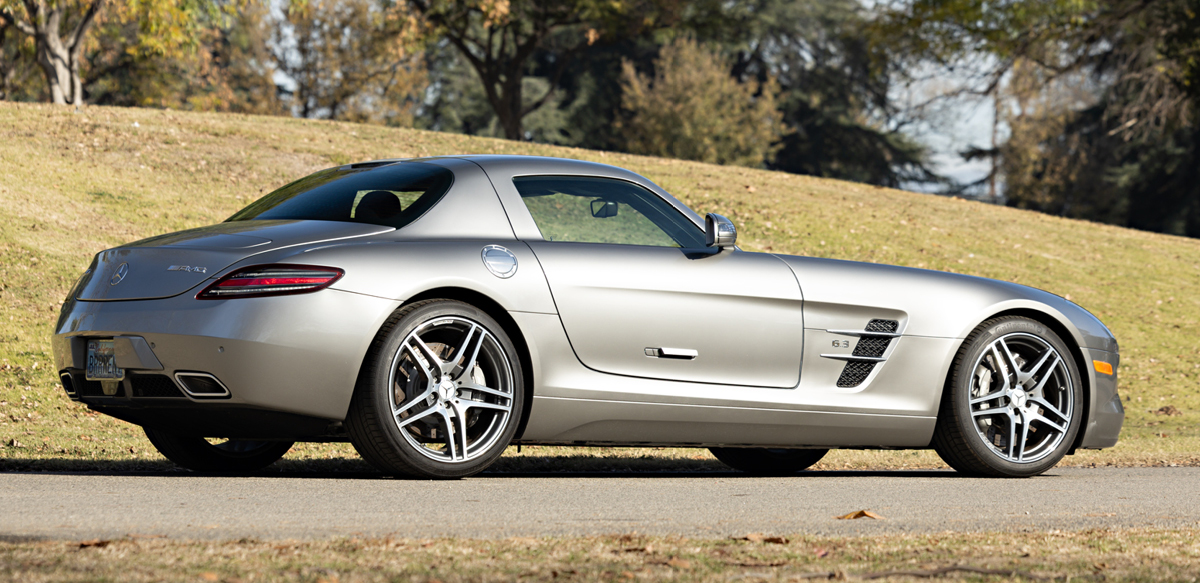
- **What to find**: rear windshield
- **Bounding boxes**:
[227,162,453,229]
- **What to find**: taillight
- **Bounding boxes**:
[197,265,344,299]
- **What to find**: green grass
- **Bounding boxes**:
[1,101,1198,471]
[4,529,1199,582]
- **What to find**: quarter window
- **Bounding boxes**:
[513,176,704,248]
[228,162,453,229]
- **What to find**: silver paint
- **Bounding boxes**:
[481,245,518,279]
[52,155,1123,455]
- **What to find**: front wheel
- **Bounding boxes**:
[932,316,1083,477]
[143,428,293,473]
[710,447,828,475]
[345,299,524,479]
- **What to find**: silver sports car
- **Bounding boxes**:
[52,155,1123,478]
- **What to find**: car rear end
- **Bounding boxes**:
[52,160,459,440]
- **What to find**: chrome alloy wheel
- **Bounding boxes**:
[388,316,515,463]
[967,332,1074,463]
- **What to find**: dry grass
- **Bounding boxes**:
[3,528,1199,582]
[1,101,1198,471]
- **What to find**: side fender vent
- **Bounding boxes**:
[853,336,892,358]
[837,361,877,387]
[836,319,900,388]
[865,319,899,333]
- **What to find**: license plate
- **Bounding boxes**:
[86,339,124,381]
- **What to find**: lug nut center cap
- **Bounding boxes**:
[437,378,456,402]
[1011,389,1028,409]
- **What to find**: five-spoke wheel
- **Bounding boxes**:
[346,299,524,479]
[933,316,1082,477]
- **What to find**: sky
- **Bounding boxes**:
[892,58,1007,197]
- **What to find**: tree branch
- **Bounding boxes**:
[0,9,35,35]
[67,0,104,51]
[20,0,39,30]
[520,49,575,118]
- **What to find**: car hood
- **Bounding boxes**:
[773,254,1117,352]
[75,220,393,301]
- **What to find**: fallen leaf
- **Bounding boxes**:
[621,544,653,553]
[199,572,219,582]
[78,539,110,548]
[815,548,830,558]
[620,571,635,579]
[735,533,764,542]
[666,558,692,569]
[836,510,884,520]
[764,536,788,544]
[1154,405,1182,416]
[734,561,788,567]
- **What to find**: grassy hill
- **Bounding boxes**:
[0,101,1196,470]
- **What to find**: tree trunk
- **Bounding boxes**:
[36,19,72,104]
[4,0,104,105]
[497,75,524,140]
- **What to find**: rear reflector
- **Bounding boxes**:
[197,264,343,299]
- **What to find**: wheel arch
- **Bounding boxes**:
[935,307,1092,453]
[402,286,536,440]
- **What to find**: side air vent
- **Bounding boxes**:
[835,319,900,388]
[853,336,891,358]
[837,361,877,388]
[865,319,899,333]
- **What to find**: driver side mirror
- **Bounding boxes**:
[705,213,737,248]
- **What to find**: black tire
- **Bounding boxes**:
[932,316,1083,478]
[709,447,828,475]
[345,299,525,479]
[143,428,293,473]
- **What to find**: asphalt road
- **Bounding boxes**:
[2,467,1198,541]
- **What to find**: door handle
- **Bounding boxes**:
[644,347,698,360]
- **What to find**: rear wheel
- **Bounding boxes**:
[346,299,524,479]
[932,316,1083,477]
[143,428,293,473]
[710,447,828,475]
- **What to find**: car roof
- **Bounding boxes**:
[353,155,645,181]
[347,155,705,240]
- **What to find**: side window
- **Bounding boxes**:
[513,176,705,248]
[227,162,453,229]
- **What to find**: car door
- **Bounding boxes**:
[508,174,804,388]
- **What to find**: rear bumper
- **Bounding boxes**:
[1079,348,1123,449]
[60,379,339,439]
[52,288,400,424]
